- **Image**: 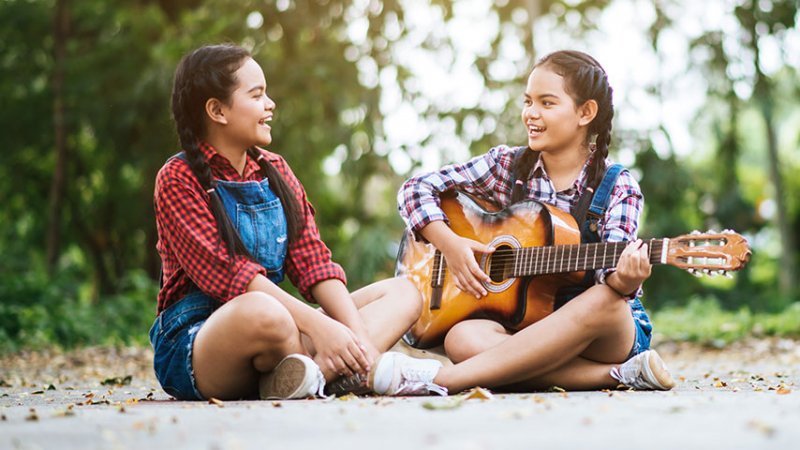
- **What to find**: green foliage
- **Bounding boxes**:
[0,268,156,354]
[653,297,800,347]
[1,0,799,351]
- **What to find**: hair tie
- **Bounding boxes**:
[515,180,524,186]
[206,187,215,194]
[256,154,266,162]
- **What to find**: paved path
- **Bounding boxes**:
[1,339,798,450]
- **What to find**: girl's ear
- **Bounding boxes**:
[578,99,598,127]
[205,98,228,125]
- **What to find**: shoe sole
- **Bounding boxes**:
[646,351,676,390]
[259,356,308,399]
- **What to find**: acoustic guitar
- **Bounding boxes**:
[396,191,752,349]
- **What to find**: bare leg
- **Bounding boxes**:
[436,285,635,393]
[192,292,306,399]
[350,277,422,351]
[445,319,618,391]
[303,277,422,356]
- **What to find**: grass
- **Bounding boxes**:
[652,296,800,347]
[1,269,798,354]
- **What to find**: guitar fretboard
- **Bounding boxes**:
[429,239,669,295]
[499,239,667,278]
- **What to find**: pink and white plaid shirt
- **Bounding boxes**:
[397,144,644,291]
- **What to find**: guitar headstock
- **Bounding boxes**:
[666,229,751,277]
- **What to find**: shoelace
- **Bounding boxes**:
[398,366,448,396]
[610,357,659,390]
[314,367,329,399]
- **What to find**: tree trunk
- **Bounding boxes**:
[46,0,69,272]
[524,0,540,64]
[761,101,795,297]
[744,0,797,298]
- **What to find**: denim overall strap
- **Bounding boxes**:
[554,163,625,308]
[580,163,624,244]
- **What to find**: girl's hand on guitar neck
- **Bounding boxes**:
[608,239,652,297]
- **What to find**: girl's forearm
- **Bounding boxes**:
[419,220,457,251]
[311,279,368,336]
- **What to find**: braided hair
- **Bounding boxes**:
[510,50,614,203]
[170,44,303,262]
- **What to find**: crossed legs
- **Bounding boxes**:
[435,284,636,393]
[191,277,421,399]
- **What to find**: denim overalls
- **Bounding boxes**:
[553,162,653,358]
[149,153,288,400]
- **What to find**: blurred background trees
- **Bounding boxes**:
[1,0,797,350]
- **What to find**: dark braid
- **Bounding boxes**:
[510,148,540,203]
[524,50,615,191]
[170,44,301,262]
[246,146,303,241]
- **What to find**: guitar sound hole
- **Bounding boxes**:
[488,244,512,283]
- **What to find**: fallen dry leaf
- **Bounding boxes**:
[776,387,792,395]
[422,397,464,410]
[25,408,38,421]
[52,405,76,417]
[336,393,358,401]
[101,375,132,387]
[463,387,493,401]
[208,397,224,407]
[748,419,776,438]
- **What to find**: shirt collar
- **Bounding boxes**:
[531,149,596,193]
[198,142,264,179]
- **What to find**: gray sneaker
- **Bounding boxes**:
[369,352,447,396]
[325,373,372,397]
[610,350,675,390]
[259,354,326,400]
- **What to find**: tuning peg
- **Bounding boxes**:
[703,269,713,276]
[691,230,701,235]
[723,271,733,279]
[707,229,717,234]
[722,229,733,234]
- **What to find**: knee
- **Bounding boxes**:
[444,321,494,363]
[571,285,629,328]
[227,292,298,344]
[389,277,423,322]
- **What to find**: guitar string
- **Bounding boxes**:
[435,241,664,276]
[477,241,662,265]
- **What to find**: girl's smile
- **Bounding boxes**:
[521,65,594,155]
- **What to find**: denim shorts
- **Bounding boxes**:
[149,290,220,400]
[628,297,653,359]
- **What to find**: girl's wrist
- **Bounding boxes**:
[606,272,635,298]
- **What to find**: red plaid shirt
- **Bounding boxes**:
[154,142,346,313]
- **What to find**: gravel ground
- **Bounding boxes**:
[1,338,798,450]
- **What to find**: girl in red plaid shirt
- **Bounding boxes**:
[363,51,677,396]
[150,44,425,401]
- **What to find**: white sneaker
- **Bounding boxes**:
[610,350,675,391]
[369,352,447,396]
[259,354,326,400]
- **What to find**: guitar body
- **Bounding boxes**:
[397,191,587,349]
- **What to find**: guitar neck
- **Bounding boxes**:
[504,239,669,277]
